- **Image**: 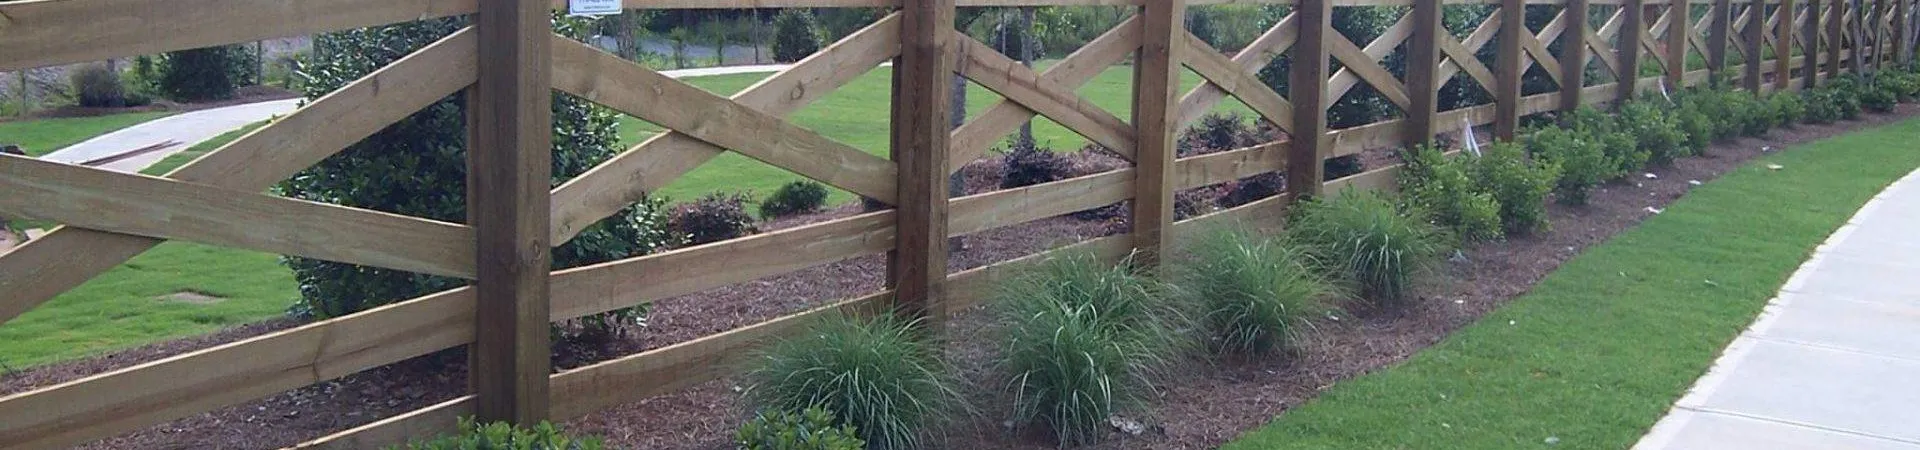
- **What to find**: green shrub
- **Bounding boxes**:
[999,138,1071,188]
[671,192,758,245]
[1881,71,1920,101]
[1674,106,1715,154]
[994,252,1191,445]
[1179,112,1252,156]
[391,418,601,450]
[744,313,964,450]
[1618,100,1688,166]
[1174,225,1339,355]
[736,406,866,450]
[1526,126,1613,205]
[156,45,255,102]
[759,181,830,218]
[1767,93,1807,128]
[1399,144,1503,242]
[1862,81,1899,113]
[1828,75,1866,119]
[1286,190,1446,307]
[69,64,128,108]
[1470,142,1558,234]
[1803,88,1844,124]
[772,9,822,63]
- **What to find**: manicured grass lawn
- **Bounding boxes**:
[622,65,1253,205]
[1224,117,1920,449]
[0,111,174,156]
[141,121,267,176]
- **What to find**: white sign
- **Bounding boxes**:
[568,0,621,16]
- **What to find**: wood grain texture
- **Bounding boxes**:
[293,396,473,450]
[1180,33,1298,131]
[1519,14,1569,87]
[549,15,900,243]
[1671,0,1693,84]
[1290,0,1332,197]
[889,0,954,321]
[1625,0,1650,98]
[1564,0,1593,110]
[1326,30,1414,109]
[551,37,899,204]
[1175,13,1298,129]
[1408,0,1443,143]
[1778,0,1799,89]
[1804,0,1823,85]
[0,0,475,71]
[1327,13,1416,105]
[0,155,474,277]
[1712,0,1735,72]
[1748,1,1768,91]
[0,288,475,450]
[953,33,1137,157]
[1134,0,1185,266]
[1495,0,1525,140]
[1174,142,1287,189]
[0,30,477,327]
[950,16,1141,169]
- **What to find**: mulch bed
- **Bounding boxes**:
[4,104,1915,449]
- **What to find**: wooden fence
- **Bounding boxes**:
[0,0,1910,447]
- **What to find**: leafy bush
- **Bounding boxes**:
[1286,190,1446,307]
[1767,93,1807,128]
[69,64,128,108]
[1862,80,1899,113]
[283,16,678,339]
[1803,88,1844,124]
[1674,105,1715,154]
[1174,225,1338,354]
[1179,112,1251,156]
[1618,101,1688,165]
[1323,154,1366,181]
[1398,145,1503,242]
[744,313,965,450]
[391,418,601,450]
[1220,172,1284,208]
[759,181,829,218]
[772,9,822,63]
[999,138,1071,189]
[1526,126,1614,205]
[671,192,758,245]
[1561,107,1645,174]
[1828,75,1866,119]
[1882,70,1920,101]
[994,252,1191,445]
[1470,142,1558,234]
[736,406,866,450]
[156,45,256,102]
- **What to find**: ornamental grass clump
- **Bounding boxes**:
[1285,190,1446,308]
[742,314,966,450]
[1174,225,1341,355]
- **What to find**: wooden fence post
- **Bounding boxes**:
[1780,0,1798,90]
[1712,0,1734,75]
[469,0,553,424]
[1407,0,1443,143]
[1830,0,1845,76]
[890,0,955,322]
[1495,0,1524,140]
[1623,0,1647,100]
[1808,0,1825,86]
[1745,0,1766,92]
[1670,0,1692,86]
[1565,0,1591,111]
[1897,0,1911,64]
[1290,0,1330,198]
[1133,0,1182,266]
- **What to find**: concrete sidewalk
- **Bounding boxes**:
[1635,168,1920,450]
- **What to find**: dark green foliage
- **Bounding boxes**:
[1562,107,1646,175]
[1175,225,1338,355]
[999,138,1071,188]
[736,406,867,450]
[69,64,128,108]
[1674,105,1715,154]
[1881,70,1920,101]
[1766,93,1806,128]
[1398,145,1503,242]
[1526,126,1613,205]
[1862,80,1899,113]
[391,418,601,450]
[994,252,1192,445]
[1802,87,1844,124]
[1827,75,1866,119]
[1286,190,1446,307]
[1324,155,1366,181]
[772,9,822,63]
[283,16,677,338]
[1220,172,1285,208]
[671,192,758,245]
[156,45,255,102]
[759,181,830,218]
[743,314,965,450]
[1471,143,1558,235]
[1618,100,1689,165]
[1180,112,1251,156]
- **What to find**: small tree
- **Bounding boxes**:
[772,9,821,63]
[156,45,255,102]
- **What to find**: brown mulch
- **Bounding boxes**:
[3,104,1915,449]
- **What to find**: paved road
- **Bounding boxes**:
[1636,168,1920,450]
[39,64,797,173]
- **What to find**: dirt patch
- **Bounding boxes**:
[3,105,1914,449]
[154,291,225,305]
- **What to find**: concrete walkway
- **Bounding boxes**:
[1636,168,1920,450]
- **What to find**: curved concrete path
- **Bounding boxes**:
[1636,168,1920,450]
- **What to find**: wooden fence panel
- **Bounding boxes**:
[1133,0,1184,266]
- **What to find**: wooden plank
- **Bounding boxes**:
[1712,0,1735,73]
[469,0,552,423]
[0,29,476,327]
[294,397,474,450]
[1326,33,1414,109]
[1175,13,1298,129]
[1748,2,1768,91]
[1829,0,1844,80]
[952,33,1137,158]
[1409,0,1445,143]
[1495,0,1525,140]
[551,38,897,204]
[1180,33,1297,132]
[1896,0,1910,65]
[1175,141,1287,190]
[1134,0,1184,266]
[950,16,1140,169]
[1328,14,1417,103]
[1644,10,1675,76]
[0,0,475,71]
[0,288,475,450]
[1291,0,1331,197]
[944,234,1134,312]
[1440,14,1503,94]
[950,169,1135,234]
[1672,0,1694,83]
[1565,0,1593,110]
[1779,0,1798,89]
[1625,0,1649,98]
[549,15,900,243]
[0,155,474,277]
[1520,23,1569,87]
[890,0,954,321]
[1805,0,1824,85]
[1589,11,1628,78]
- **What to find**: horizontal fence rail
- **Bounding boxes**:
[0,0,1911,447]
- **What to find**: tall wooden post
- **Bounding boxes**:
[890,0,954,321]
[1495,0,1524,140]
[1669,0,1693,86]
[1897,0,1911,64]
[1871,0,1884,68]
[1407,0,1443,143]
[1623,0,1648,100]
[1830,0,1845,76]
[1712,0,1734,77]
[469,0,553,424]
[1290,0,1330,198]
[1808,0,1825,85]
[1745,0,1767,92]
[1132,0,1181,265]
[1564,0,1592,111]
[1780,0,1798,90]
[1876,0,1891,68]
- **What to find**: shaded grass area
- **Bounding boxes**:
[141,121,268,175]
[0,111,174,156]
[1225,116,1920,449]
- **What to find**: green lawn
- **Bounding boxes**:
[1225,117,1920,449]
[623,65,1253,205]
[0,111,173,156]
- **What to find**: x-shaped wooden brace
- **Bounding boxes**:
[952,31,1137,158]
[1519,7,1572,87]
[1643,7,1676,75]
[1327,12,1415,110]
[1174,12,1298,131]
[948,15,1141,171]
[1588,7,1628,80]
[1440,11,1504,94]
[1730,4,1756,61]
